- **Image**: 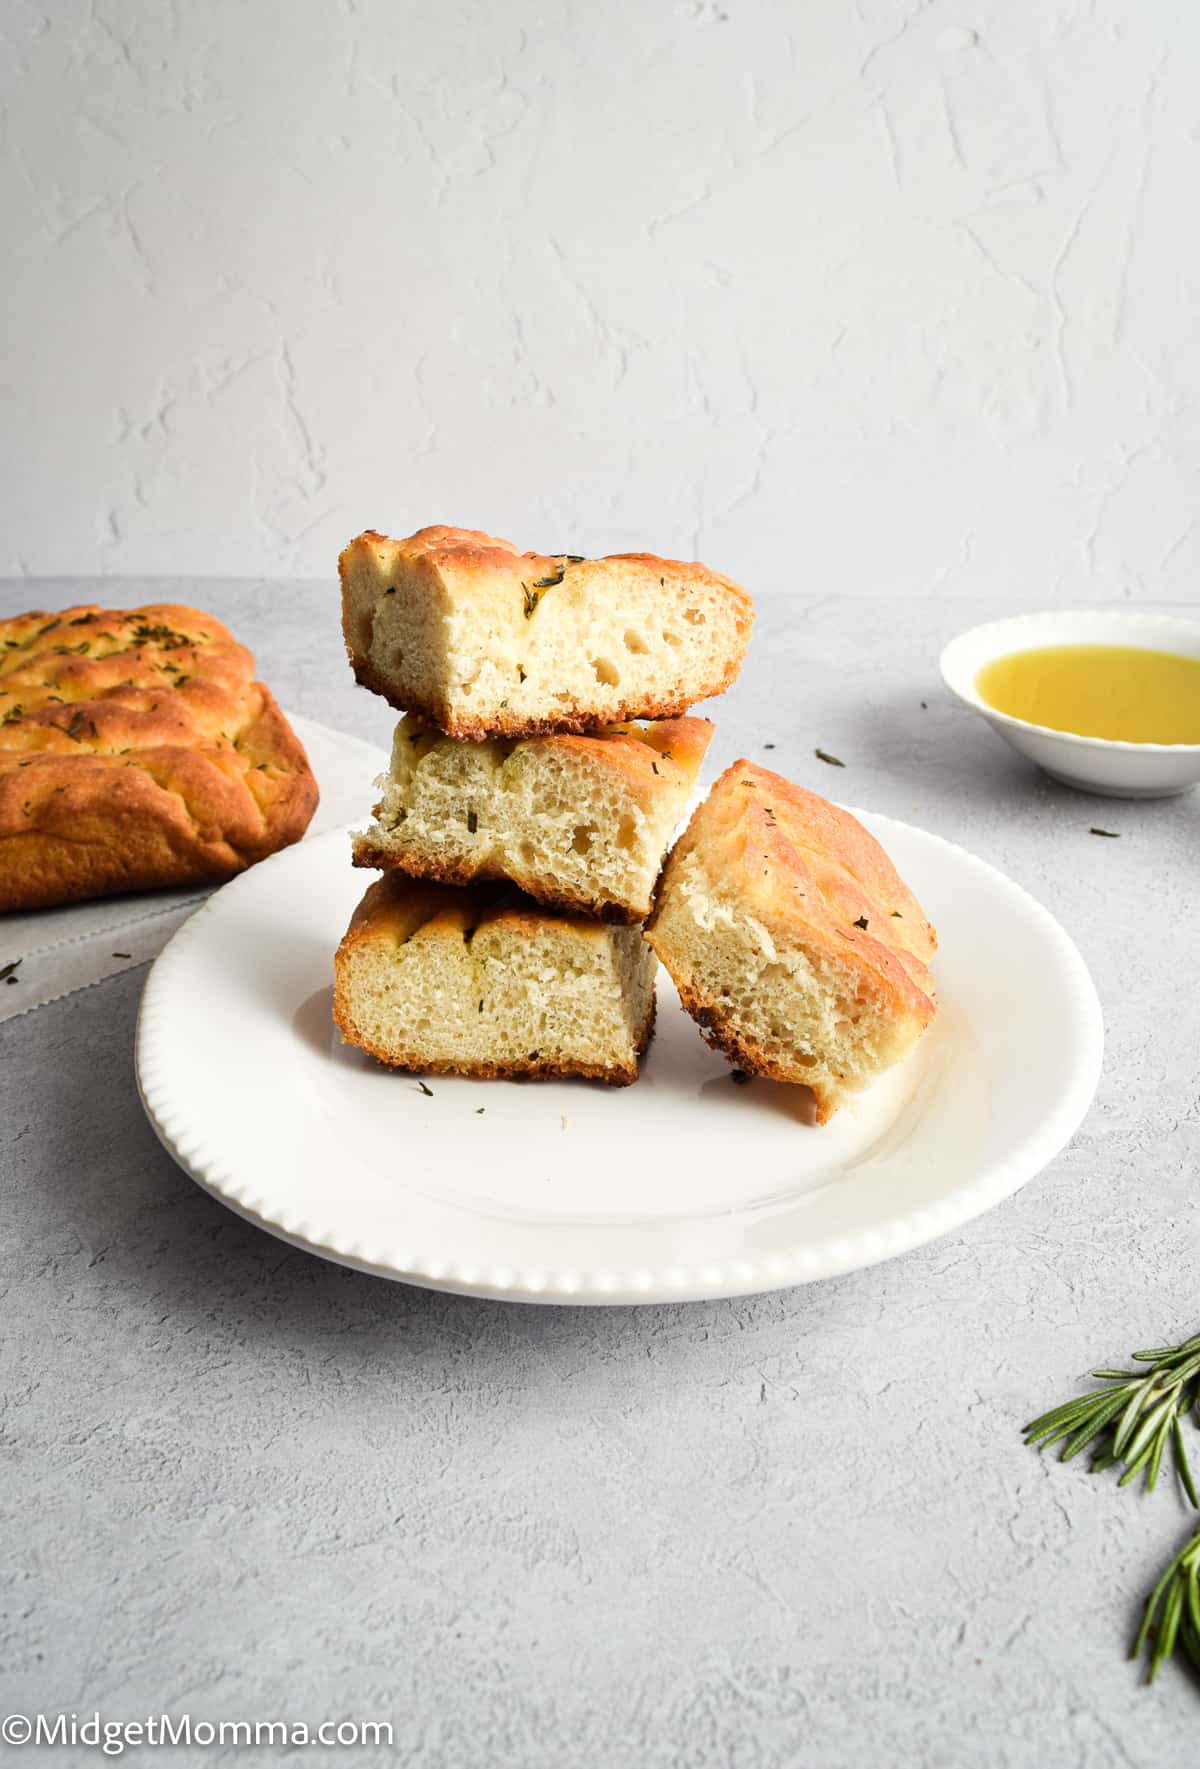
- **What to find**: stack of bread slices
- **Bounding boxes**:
[333,523,939,1122]
[332,524,754,1086]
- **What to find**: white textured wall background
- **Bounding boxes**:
[2,0,1198,598]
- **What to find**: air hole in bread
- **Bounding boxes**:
[623,629,649,654]
[683,609,706,626]
[591,657,620,687]
[572,825,594,855]
[616,815,637,851]
[661,629,681,648]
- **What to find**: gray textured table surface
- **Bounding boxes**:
[2,579,1199,1768]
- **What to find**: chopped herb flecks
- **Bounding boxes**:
[131,622,191,650]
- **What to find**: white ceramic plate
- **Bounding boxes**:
[136,820,1103,1305]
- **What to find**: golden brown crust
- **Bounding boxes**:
[348,842,646,925]
[352,526,524,566]
[0,603,318,910]
[647,760,937,1028]
[646,761,938,1118]
[342,527,743,594]
[527,715,713,783]
[336,871,622,949]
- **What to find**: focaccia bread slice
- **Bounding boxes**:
[339,525,753,739]
[646,761,937,1122]
[333,873,657,1084]
[0,603,318,911]
[353,714,712,922]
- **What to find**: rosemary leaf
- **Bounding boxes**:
[1026,1329,1200,1500]
[1175,1415,1200,1508]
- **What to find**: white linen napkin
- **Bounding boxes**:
[0,713,386,1023]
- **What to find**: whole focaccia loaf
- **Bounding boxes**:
[0,604,318,911]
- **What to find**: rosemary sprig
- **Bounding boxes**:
[1024,1330,1200,1501]
[1133,1524,1200,1683]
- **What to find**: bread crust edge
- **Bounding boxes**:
[350,839,649,925]
[662,972,836,1122]
[349,653,743,740]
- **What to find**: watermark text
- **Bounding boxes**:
[2,1712,393,1755]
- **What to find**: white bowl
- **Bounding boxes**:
[940,610,1200,799]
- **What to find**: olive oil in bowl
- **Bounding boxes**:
[976,644,1200,745]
